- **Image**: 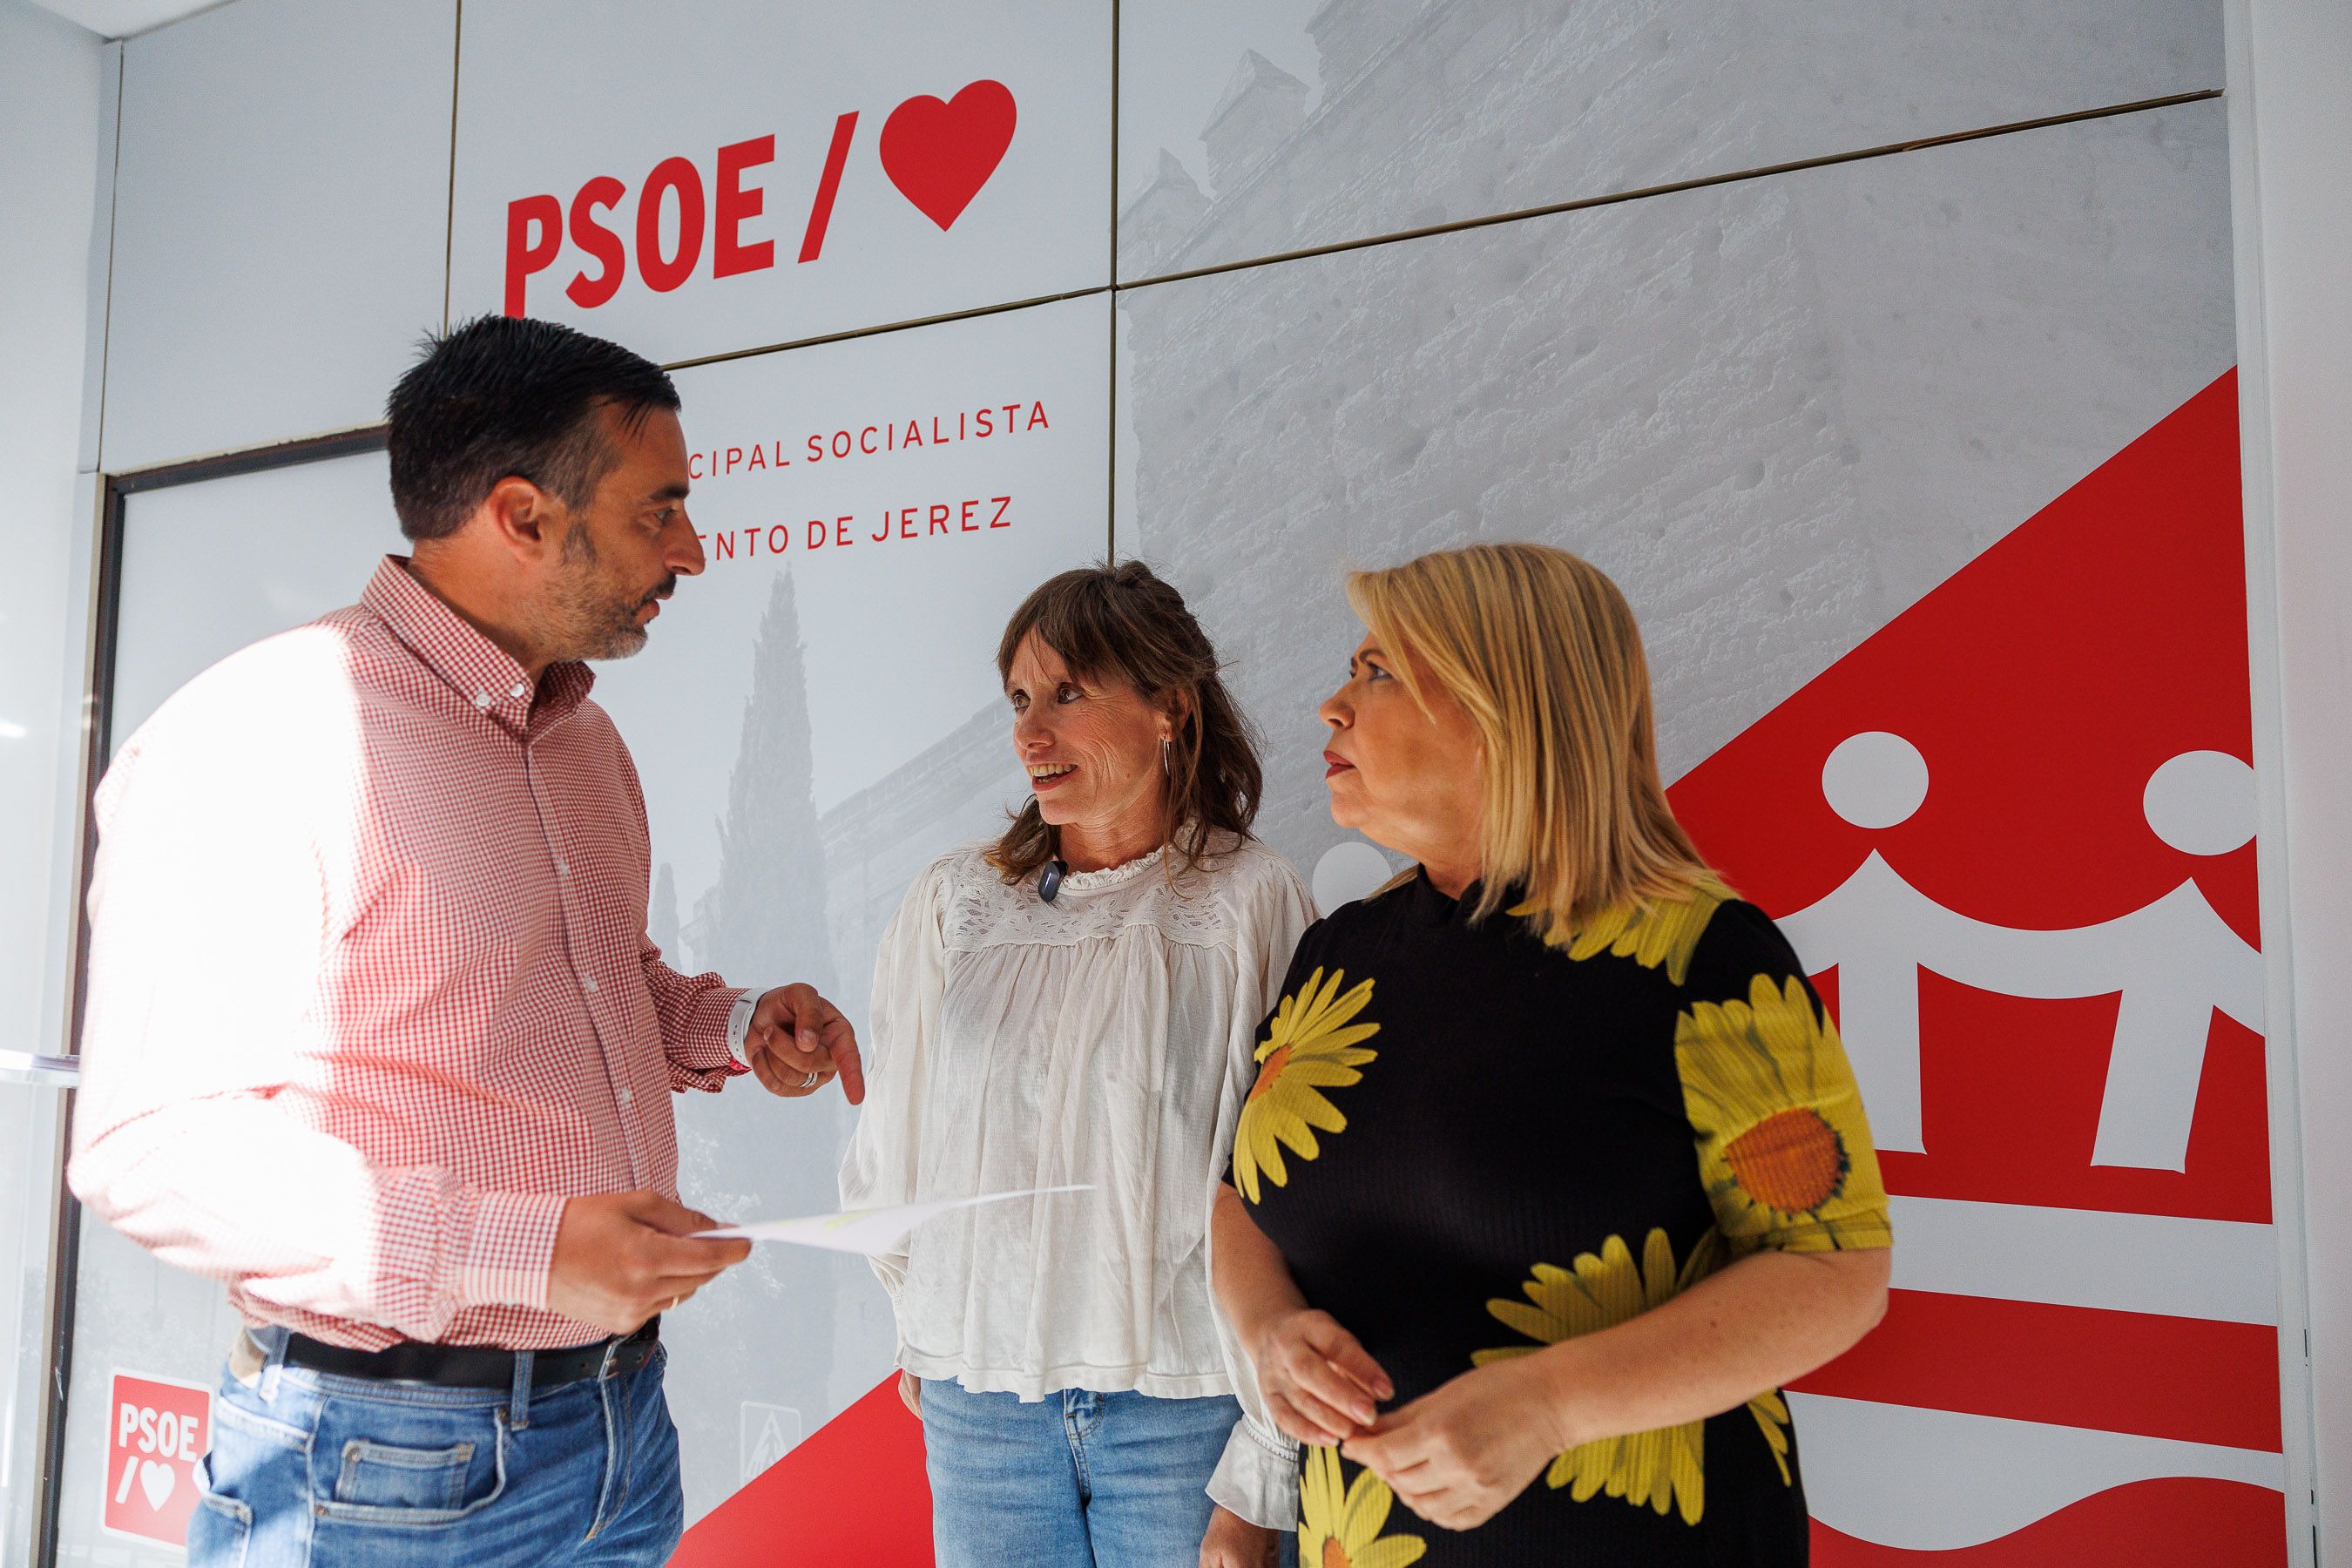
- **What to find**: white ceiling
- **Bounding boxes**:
[28,0,232,41]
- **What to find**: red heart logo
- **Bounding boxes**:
[879,80,1017,232]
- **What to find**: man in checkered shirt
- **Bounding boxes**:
[71,316,860,1565]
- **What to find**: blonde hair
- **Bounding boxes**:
[1346,542,1720,937]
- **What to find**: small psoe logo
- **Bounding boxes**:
[504,80,1017,315]
[102,1370,213,1547]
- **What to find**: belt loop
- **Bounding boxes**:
[510,1349,535,1430]
[257,1326,290,1403]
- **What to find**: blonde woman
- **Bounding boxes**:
[1211,543,1892,1564]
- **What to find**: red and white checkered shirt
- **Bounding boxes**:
[71,556,758,1351]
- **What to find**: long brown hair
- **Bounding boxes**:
[988,562,1262,882]
[1347,542,1720,936]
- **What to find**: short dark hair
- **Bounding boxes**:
[989,560,1263,882]
[385,314,680,542]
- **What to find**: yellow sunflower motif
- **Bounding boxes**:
[1300,1443,1427,1568]
[1472,1228,1794,1524]
[1676,974,1893,1255]
[1511,878,1733,985]
[1233,968,1380,1203]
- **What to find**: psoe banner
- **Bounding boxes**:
[101,1370,212,1548]
[449,0,1112,363]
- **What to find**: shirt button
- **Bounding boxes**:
[582,975,599,994]
[510,682,529,699]
[618,1087,634,1107]
[473,692,492,709]
[554,859,570,878]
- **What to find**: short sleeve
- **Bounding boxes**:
[1673,902,1893,1257]
[1220,913,1333,1198]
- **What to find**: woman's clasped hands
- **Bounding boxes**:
[1342,1356,1574,1532]
[1253,1306,1572,1533]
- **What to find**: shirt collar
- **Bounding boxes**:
[1405,867,1522,930]
[362,556,595,727]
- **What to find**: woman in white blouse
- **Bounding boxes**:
[841,562,1312,1568]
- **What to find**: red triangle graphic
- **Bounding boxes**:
[1669,370,2268,1223]
[672,1376,934,1566]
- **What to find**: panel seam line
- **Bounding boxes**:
[442,0,463,334]
[1118,88,2226,292]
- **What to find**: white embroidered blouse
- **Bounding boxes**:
[840,831,1313,1526]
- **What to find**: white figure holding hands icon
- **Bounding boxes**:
[1783,733,2261,1171]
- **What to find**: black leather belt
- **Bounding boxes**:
[281,1315,660,1390]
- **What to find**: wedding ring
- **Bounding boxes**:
[800,1069,821,1089]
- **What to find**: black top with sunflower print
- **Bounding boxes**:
[1232,868,1892,1568]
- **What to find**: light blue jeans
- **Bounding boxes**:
[188,1330,681,1566]
[921,1380,1260,1567]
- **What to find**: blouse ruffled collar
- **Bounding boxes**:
[1055,846,1169,895]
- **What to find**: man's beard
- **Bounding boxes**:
[543,522,672,662]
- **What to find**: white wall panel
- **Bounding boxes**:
[0,7,105,1553]
[99,0,455,470]
[1118,100,2234,874]
[1116,0,2224,280]
[588,294,1112,1526]
[2229,0,2352,1549]
[73,37,118,473]
[106,451,404,753]
[449,0,1112,366]
[0,0,103,1058]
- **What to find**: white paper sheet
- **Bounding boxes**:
[694,1185,1093,1255]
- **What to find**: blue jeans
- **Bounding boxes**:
[921,1380,1256,1567]
[188,1331,682,1567]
